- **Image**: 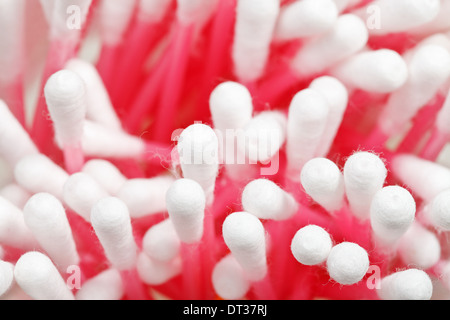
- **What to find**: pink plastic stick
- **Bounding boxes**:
[121,269,152,300]
[420,129,449,161]
[63,143,85,174]
[96,45,120,92]
[181,243,201,299]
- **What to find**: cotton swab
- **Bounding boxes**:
[22,193,79,271]
[0,197,36,250]
[422,189,450,231]
[44,69,87,173]
[343,152,387,220]
[212,254,250,300]
[14,154,69,201]
[142,219,180,262]
[222,211,267,282]
[326,242,369,285]
[232,0,279,84]
[0,183,31,210]
[0,260,14,298]
[377,269,433,300]
[117,175,174,219]
[369,186,416,247]
[274,0,338,42]
[136,252,182,286]
[300,158,345,213]
[14,251,75,300]
[81,160,127,196]
[291,225,333,266]
[242,179,298,221]
[75,268,123,300]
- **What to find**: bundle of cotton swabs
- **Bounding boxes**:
[0,0,450,301]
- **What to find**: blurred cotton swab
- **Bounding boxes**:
[81,159,127,196]
[0,260,14,298]
[75,268,123,300]
[212,254,250,300]
[142,219,180,263]
[422,189,450,232]
[378,269,433,300]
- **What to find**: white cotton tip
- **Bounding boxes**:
[14,251,75,300]
[391,155,450,202]
[99,0,137,46]
[425,189,450,231]
[44,70,87,147]
[0,197,35,250]
[76,268,123,300]
[411,1,450,36]
[232,0,280,82]
[209,81,253,131]
[291,225,333,266]
[136,252,182,286]
[212,254,251,300]
[0,183,31,209]
[65,59,122,131]
[239,111,286,164]
[0,260,14,297]
[63,172,109,222]
[23,193,79,271]
[378,269,433,300]
[379,45,450,136]
[360,0,440,35]
[91,197,138,270]
[138,0,172,23]
[0,101,38,167]
[81,159,126,196]
[165,179,205,244]
[222,212,267,282]
[300,158,345,213]
[332,0,359,12]
[343,152,387,220]
[242,179,298,221]
[436,88,450,135]
[177,124,219,204]
[326,242,369,285]
[117,175,174,218]
[370,186,416,246]
[397,222,441,270]
[332,49,408,93]
[14,154,69,201]
[142,219,180,262]
[291,14,368,77]
[275,0,338,41]
[286,89,330,178]
[176,0,215,25]
[309,77,348,158]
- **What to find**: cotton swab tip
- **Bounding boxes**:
[75,268,123,300]
[0,261,14,297]
[142,219,181,262]
[326,242,369,285]
[426,189,450,231]
[291,225,333,266]
[212,254,251,300]
[136,253,182,286]
[378,269,433,300]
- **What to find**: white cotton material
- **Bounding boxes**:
[326,242,369,285]
[436,88,450,135]
[222,211,267,282]
[0,183,31,209]
[0,260,14,297]
[359,0,440,35]
[370,186,416,246]
[300,158,345,213]
[0,0,25,84]
[232,0,280,82]
[242,179,298,221]
[275,0,338,41]
[176,0,215,25]
[286,89,330,179]
[14,154,69,201]
[309,76,348,158]
[177,124,219,204]
[291,14,368,77]
[239,111,286,163]
[14,251,75,300]
[379,45,450,136]
[23,193,79,271]
[425,189,450,231]
[0,197,35,250]
[76,268,123,300]
[82,159,127,196]
[378,269,433,300]
[165,179,205,244]
[65,59,122,131]
[63,172,109,222]
[142,219,180,262]
[212,254,251,300]
[117,175,174,218]
[138,0,172,23]
[391,155,450,202]
[136,252,182,285]
[99,0,137,46]
[332,49,408,93]
[291,225,333,266]
[332,0,359,12]
[0,101,38,168]
[398,222,441,270]
[343,152,387,220]
[44,70,87,147]
[411,0,450,36]
[91,197,138,270]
